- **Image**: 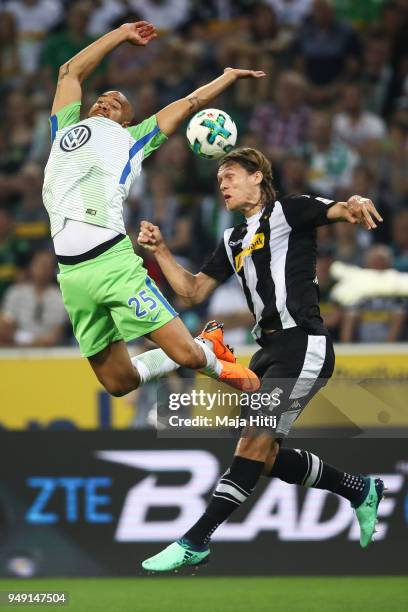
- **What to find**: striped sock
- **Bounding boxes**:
[269,447,367,505]
[183,456,264,547]
[269,448,327,487]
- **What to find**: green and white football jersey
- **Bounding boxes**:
[43,101,167,237]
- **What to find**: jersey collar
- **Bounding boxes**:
[245,208,264,227]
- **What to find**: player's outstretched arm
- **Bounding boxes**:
[138,221,218,305]
[156,67,266,136]
[326,195,383,230]
[51,22,156,115]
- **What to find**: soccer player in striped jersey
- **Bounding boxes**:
[139,147,385,571]
[43,22,265,397]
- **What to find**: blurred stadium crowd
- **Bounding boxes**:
[0,0,408,349]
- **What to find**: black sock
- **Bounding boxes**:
[183,456,264,548]
[269,448,368,507]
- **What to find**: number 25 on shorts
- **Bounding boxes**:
[128,289,158,318]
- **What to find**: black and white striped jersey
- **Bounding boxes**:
[201,194,335,339]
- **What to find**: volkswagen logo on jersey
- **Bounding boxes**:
[60,125,91,152]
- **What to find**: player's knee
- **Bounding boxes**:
[236,432,275,462]
[237,437,259,459]
[103,378,135,397]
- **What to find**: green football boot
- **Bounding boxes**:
[354,477,385,548]
[142,539,210,572]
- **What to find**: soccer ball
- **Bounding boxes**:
[186,108,237,159]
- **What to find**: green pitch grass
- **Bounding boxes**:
[0,577,407,612]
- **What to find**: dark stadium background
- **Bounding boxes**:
[0,1,407,610]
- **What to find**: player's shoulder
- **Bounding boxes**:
[126,115,159,138]
[281,193,335,207]
[280,193,315,205]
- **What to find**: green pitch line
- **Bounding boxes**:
[0,577,407,612]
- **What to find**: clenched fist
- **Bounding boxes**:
[137,220,165,252]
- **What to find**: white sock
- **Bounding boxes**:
[132,340,222,386]
[194,337,222,377]
[131,349,180,385]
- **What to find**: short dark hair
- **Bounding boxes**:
[218,147,276,203]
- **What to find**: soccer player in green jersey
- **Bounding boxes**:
[43,21,263,396]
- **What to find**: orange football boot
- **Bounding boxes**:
[197,320,236,363]
[198,321,260,392]
[217,359,261,392]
